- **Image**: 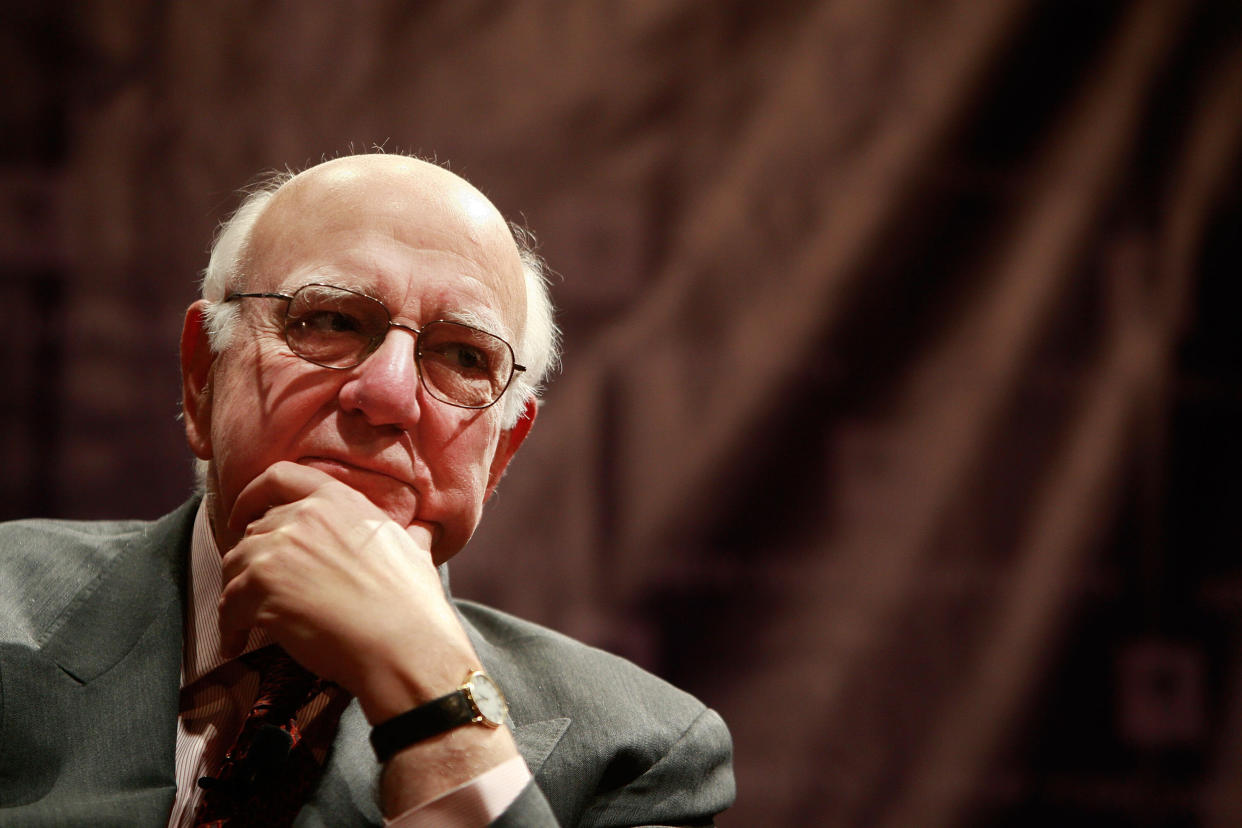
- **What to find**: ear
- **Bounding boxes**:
[181,300,217,460]
[485,397,538,498]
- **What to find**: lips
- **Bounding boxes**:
[298,455,435,544]
[299,455,414,488]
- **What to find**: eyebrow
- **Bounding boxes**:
[437,307,510,339]
[270,277,375,298]
[282,278,512,341]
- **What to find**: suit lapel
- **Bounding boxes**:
[511,717,572,775]
[40,500,194,684]
[10,500,196,822]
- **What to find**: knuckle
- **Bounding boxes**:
[250,550,281,580]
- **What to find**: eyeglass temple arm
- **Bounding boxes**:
[223,292,294,302]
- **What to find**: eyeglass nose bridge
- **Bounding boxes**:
[365,318,424,360]
[355,321,465,410]
[351,321,434,400]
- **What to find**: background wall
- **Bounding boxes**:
[3,1,1242,825]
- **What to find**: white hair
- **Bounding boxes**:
[199,163,560,428]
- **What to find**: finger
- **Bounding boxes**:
[228,460,336,534]
[219,539,252,586]
[405,522,434,552]
[217,561,264,656]
[220,627,250,660]
[217,592,254,660]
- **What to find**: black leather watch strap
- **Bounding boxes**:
[370,689,476,762]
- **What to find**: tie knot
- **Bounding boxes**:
[244,646,320,723]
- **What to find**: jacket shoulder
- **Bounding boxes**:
[0,505,194,645]
[455,598,709,720]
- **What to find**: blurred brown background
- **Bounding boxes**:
[4,1,1242,825]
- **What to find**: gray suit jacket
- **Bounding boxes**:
[0,500,734,826]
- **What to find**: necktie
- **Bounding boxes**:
[193,646,332,828]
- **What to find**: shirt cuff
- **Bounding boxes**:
[384,755,532,828]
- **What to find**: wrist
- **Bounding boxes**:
[371,670,509,762]
[379,725,521,817]
[349,630,484,724]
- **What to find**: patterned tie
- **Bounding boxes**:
[194,645,333,828]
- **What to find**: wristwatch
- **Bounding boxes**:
[370,670,508,762]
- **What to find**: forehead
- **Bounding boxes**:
[242,158,526,338]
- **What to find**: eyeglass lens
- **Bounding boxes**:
[284,284,514,407]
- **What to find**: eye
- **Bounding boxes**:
[428,341,491,372]
[291,309,367,335]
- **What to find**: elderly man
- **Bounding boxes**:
[0,155,733,826]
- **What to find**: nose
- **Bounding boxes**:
[337,328,423,428]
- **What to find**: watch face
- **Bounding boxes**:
[465,672,508,726]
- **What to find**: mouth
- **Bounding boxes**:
[298,456,439,547]
[299,455,411,486]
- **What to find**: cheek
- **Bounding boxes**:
[207,385,268,509]
[435,438,495,508]
[208,351,331,487]
[422,418,502,555]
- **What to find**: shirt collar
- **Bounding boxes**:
[184,499,271,686]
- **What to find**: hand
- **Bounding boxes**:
[218,461,481,723]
